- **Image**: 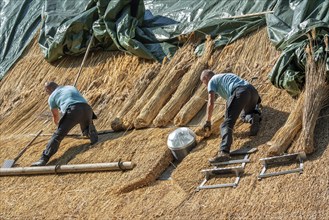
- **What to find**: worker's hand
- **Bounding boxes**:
[203,121,211,131]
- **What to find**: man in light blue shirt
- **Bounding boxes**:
[200,70,261,163]
[31,82,98,166]
[48,85,88,114]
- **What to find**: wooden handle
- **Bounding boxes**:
[73,35,94,88]
[14,130,43,161]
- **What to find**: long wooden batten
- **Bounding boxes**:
[0,162,135,176]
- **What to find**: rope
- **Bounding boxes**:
[117,159,125,172]
[54,164,61,174]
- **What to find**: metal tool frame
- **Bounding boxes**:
[258,152,306,180]
[197,154,249,191]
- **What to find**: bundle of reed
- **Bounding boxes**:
[296,33,329,154]
[267,92,304,156]
[174,86,208,126]
[118,61,171,130]
[111,63,161,131]
[134,43,195,129]
[153,36,214,127]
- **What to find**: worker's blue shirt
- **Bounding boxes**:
[208,73,250,100]
[48,86,87,113]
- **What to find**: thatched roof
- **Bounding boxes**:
[0,28,328,219]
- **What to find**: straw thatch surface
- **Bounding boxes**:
[267,92,304,156]
[0,28,328,219]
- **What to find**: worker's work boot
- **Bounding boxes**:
[83,124,98,144]
[208,151,231,164]
[82,128,89,137]
[88,124,98,145]
[31,157,48,166]
[250,113,261,136]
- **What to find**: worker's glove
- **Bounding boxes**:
[203,121,211,131]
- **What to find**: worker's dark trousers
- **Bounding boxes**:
[220,85,260,153]
[42,103,93,161]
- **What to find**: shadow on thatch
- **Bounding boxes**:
[48,130,129,165]
[192,135,218,153]
[48,50,122,69]
[235,105,290,149]
[193,105,290,153]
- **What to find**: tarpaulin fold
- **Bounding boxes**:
[38,0,276,62]
[266,0,329,96]
[1,0,328,97]
[1,0,276,78]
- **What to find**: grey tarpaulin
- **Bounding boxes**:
[0,0,42,80]
[266,0,329,96]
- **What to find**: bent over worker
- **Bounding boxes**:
[31,82,98,166]
[200,70,261,163]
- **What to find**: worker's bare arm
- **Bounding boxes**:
[51,109,60,125]
[206,91,215,122]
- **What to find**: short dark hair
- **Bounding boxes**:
[200,69,215,80]
[45,81,58,92]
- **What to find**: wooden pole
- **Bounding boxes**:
[14,130,43,161]
[73,34,94,88]
[30,130,114,137]
[0,162,135,176]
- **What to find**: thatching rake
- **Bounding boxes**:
[1,130,43,168]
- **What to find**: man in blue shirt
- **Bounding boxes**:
[31,81,98,166]
[200,70,261,163]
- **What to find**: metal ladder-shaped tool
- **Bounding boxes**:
[258,152,306,180]
[197,154,249,191]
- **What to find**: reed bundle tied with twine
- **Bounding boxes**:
[111,63,161,131]
[296,32,329,154]
[117,61,169,131]
[153,36,214,127]
[133,41,196,129]
[268,31,329,156]
[267,92,304,156]
[174,86,208,126]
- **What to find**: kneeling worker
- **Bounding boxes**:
[32,81,98,166]
[200,70,261,163]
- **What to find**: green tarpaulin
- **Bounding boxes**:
[0,0,42,79]
[266,0,329,96]
[1,0,328,97]
[38,0,276,62]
